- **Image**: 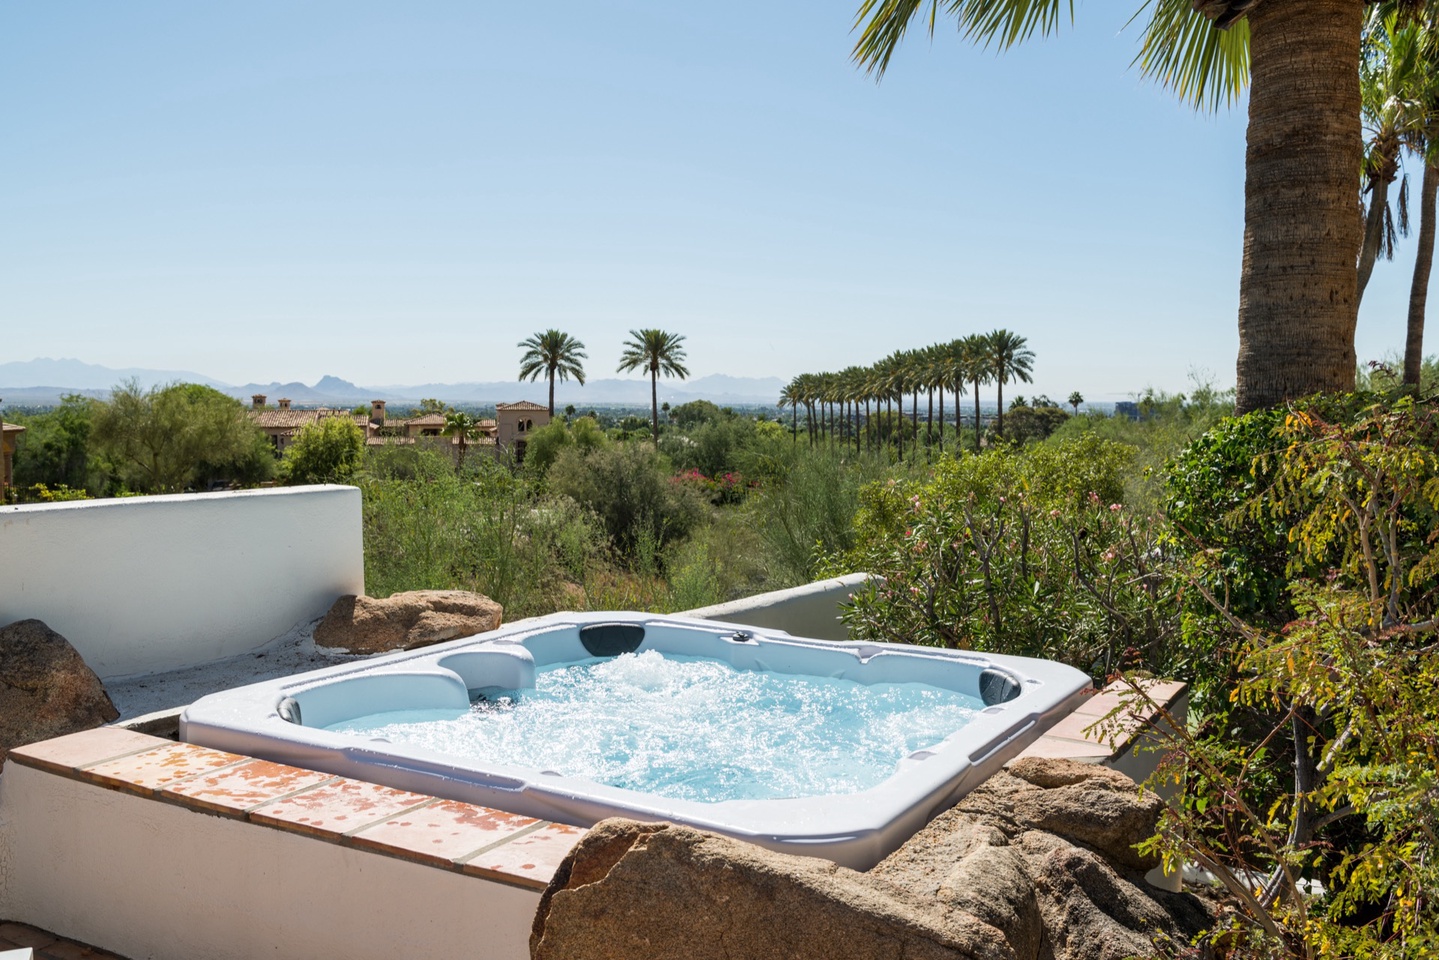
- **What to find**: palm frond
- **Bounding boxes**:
[1132,0,1249,112]
[852,0,1072,77]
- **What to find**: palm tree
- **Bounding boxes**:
[444,411,479,473]
[937,340,968,455]
[853,0,1366,413]
[1068,391,1084,416]
[1357,11,1430,305]
[960,334,991,452]
[517,330,588,418]
[617,329,689,443]
[986,330,1034,438]
[1409,147,1438,389]
[780,378,802,443]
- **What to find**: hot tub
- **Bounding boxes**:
[180,612,1090,868]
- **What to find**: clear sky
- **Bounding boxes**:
[0,2,1424,402]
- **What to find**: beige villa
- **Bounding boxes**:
[246,396,549,461]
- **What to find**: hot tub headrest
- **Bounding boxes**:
[979,668,1021,705]
[579,622,646,657]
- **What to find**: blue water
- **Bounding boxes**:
[326,650,983,802]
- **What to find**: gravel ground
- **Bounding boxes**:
[104,618,367,720]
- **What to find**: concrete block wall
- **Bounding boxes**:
[0,486,364,680]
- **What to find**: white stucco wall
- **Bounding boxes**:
[0,486,364,679]
[0,763,536,960]
[682,572,872,641]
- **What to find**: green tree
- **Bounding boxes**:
[281,416,365,485]
[853,0,1365,413]
[518,329,588,418]
[11,394,96,493]
[985,329,1034,438]
[669,399,728,428]
[411,398,450,417]
[617,329,690,444]
[444,411,481,473]
[91,381,274,494]
[1068,391,1084,416]
[961,334,991,452]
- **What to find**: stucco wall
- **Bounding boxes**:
[0,486,363,679]
[682,572,872,641]
[0,763,536,960]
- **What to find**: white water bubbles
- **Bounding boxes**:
[326,650,983,803]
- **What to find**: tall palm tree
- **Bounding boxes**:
[517,330,588,418]
[1408,147,1438,389]
[1068,391,1084,416]
[938,340,968,454]
[780,378,802,443]
[617,329,689,443]
[1357,11,1429,304]
[986,330,1035,438]
[853,0,1366,413]
[960,334,991,452]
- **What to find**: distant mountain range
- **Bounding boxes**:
[0,359,787,408]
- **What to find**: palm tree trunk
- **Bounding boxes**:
[791,402,798,443]
[911,389,919,450]
[1357,146,1398,306]
[650,370,659,443]
[972,379,981,453]
[548,371,557,419]
[1234,0,1364,413]
[896,394,903,462]
[996,378,1004,437]
[926,388,934,459]
[937,385,944,454]
[1406,156,1437,389]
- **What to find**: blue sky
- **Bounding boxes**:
[0,2,1423,402]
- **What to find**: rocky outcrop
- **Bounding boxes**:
[0,619,118,759]
[531,758,1211,960]
[312,591,502,654]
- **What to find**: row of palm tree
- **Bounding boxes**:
[517,328,689,442]
[779,330,1034,459]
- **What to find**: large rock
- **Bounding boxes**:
[532,758,1212,960]
[312,591,502,654]
[1,619,118,759]
[532,820,1016,960]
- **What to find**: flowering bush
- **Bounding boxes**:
[837,435,1180,682]
[670,467,756,505]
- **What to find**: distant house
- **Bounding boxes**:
[1,421,24,495]
[245,396,523,460]
[495,401,550,462]
[248,396,357,454]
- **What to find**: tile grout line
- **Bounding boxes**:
[339,797,443,838]
[452,819,551,865]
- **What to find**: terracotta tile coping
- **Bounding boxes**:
[1011,677,1188,766]
[5,729,586,892]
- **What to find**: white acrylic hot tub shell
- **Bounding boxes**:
[180,612,1090,869]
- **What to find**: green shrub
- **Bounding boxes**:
[359,468,602,619]
[547,443,704,565]
[838,437,1172,681]
[1132,397,1439,957]
[281,416,365,485]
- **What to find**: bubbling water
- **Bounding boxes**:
[326,650,983,803]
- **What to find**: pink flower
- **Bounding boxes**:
[1109,503,1122,513]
